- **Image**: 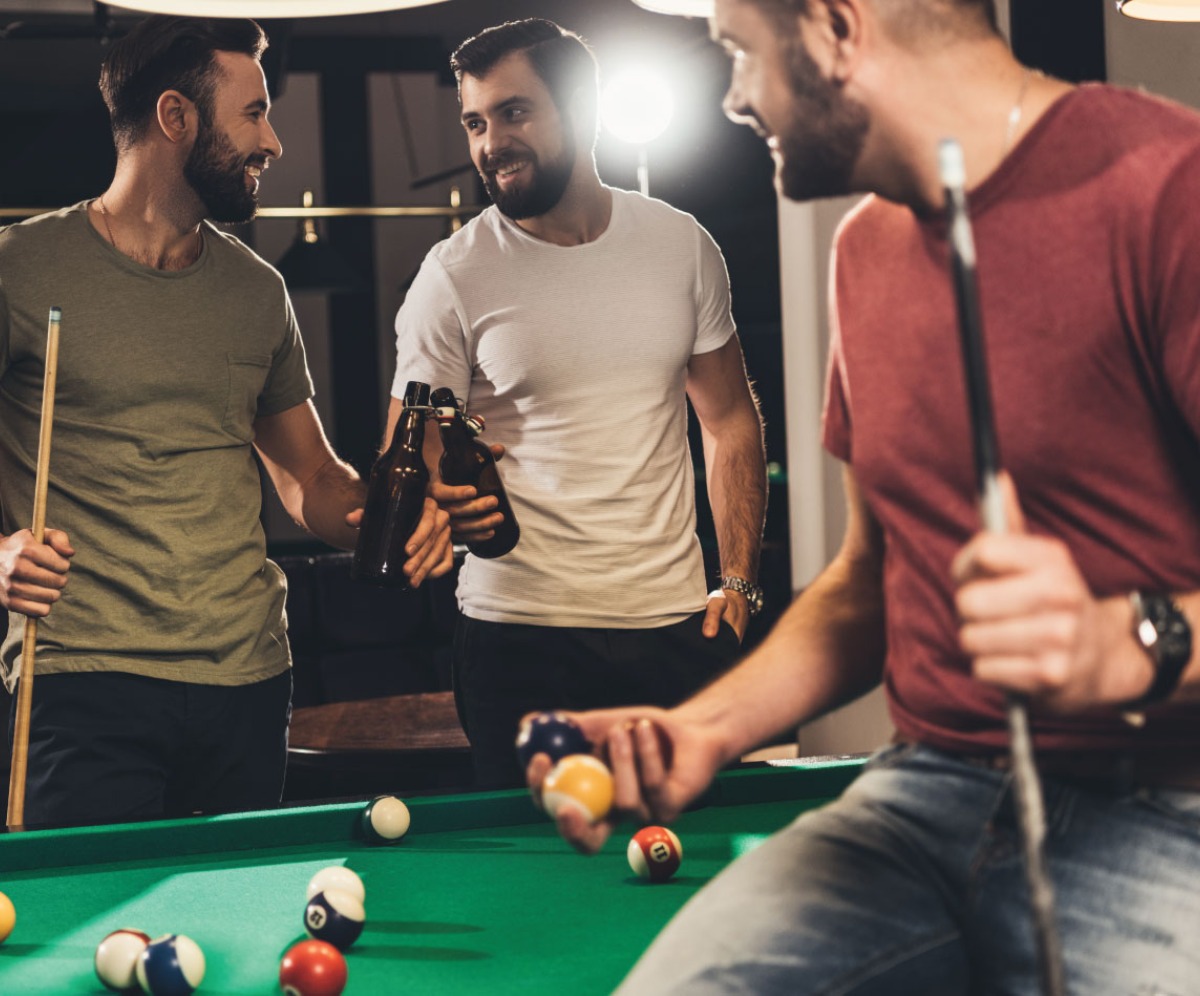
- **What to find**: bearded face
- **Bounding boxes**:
[772,39,870,202]
[183,114,266,224]
[479,117,578,220]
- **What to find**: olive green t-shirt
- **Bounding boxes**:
[0,203,314,691]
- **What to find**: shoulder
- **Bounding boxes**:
[425,206,504,271]
[833,194,909,258]
[0,203,87,254]
[615,187,704,235]
[202,223,289,295]
[1043,84,1200,173]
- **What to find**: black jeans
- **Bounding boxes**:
[9,669,291,828]
[452,611,740,788]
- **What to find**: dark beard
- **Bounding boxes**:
[184,118,259,224]
[482,129,577,220]
[776,43,869,202]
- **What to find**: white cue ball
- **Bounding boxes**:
[307,866,365,903]
[362,795,411,844]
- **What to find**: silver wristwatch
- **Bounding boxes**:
[720,576,764,617]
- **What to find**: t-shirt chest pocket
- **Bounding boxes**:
[224,352,273,440]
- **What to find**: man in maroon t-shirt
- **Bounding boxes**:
[530,1,1200,992]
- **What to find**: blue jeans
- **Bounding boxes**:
[617,743,1200,995]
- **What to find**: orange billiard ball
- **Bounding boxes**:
[0,891,14,943]
[541,755,614,823]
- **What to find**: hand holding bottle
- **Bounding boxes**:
[430,388,520,559]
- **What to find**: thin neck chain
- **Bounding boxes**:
[95,194,201,267]
[97,195,117,248]
[1003,68,1035,155]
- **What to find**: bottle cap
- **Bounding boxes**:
[403,381,431,407]
[430,387,459,409]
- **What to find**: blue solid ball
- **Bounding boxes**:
[304,888,365,951]
[515,711,591,769]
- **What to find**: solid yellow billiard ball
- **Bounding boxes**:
[0,891,14,944]
[541,755,614,823]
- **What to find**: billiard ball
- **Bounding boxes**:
[0,891,14,944]
[304,888,365,951]
[541,754,614,823]
[515,711,591,769]
[95,928,151,991]
[135,933,205,996]
[279,938,348,996]
[307,866,365,904]
[361,794,410,844]
[627,826,683,883]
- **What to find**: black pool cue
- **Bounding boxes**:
[938,139,1066,996]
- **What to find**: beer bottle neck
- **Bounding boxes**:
[394,407,426,452]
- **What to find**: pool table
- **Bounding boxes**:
[0,758,863,994]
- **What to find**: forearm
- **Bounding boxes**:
[285,456,365,551]
[674,549,887,764]
[703,409,767,581]
[1091,587,1200,706]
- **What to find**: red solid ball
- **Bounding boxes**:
[279,938,348,996]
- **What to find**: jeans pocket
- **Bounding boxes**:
[1136,787,1200,832]
[864,740,922,773]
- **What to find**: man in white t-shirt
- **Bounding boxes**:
[391,18,767,787]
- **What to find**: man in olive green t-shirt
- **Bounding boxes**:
[0,16,451,827]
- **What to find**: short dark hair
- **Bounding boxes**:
[751,0,998,37]
[99,16,267,152]
[450,18,599,114]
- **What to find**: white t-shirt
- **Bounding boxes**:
[393,187,736,628]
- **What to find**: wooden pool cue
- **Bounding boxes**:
[6,306,62,832]
[938,140,1065,996]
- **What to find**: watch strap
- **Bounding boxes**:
[720,576,764,616]
[1127,590,1192,708]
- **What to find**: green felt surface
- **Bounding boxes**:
[0,761,862,994]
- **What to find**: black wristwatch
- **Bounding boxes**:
[1127,590,1192,707]
[720,576,764,617]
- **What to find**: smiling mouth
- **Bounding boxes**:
[244,161,266,190]
[489,160,528,183]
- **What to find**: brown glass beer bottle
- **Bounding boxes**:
[430,387,519,559]
[352,381,431,586]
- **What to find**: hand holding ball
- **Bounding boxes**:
[516,712,591,769]
[541,754,614,823]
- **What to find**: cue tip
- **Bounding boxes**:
[48,306,62,321]
[937,138,966,190]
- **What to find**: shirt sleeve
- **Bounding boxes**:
[0,275,10,382]
[821,234,852,463]
[393,253,473,403]
[691,222,737,355]
[1149,143,1200,444]
[258,286,315,417]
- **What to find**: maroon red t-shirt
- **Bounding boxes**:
[823,85,1200,753]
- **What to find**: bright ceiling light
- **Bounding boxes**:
[110,0,449,17]
[630,0,714,15]
[1116,0,1200,20]
[601,69,675,146]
